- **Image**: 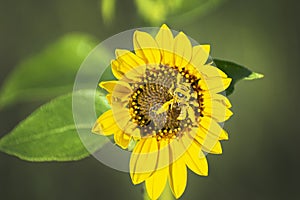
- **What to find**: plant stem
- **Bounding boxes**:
[160,183,174,200]
[143,183,174,200]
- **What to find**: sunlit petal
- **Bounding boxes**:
[173,32,192,68]
[92,110,118,135]
[145,167,168,200]
[130,137,159,184]
[155,24,174,66]
[169,156,187,199]
[133,30,161,64]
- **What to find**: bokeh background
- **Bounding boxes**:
[0,0,299,199]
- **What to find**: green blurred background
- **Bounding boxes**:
[0,0,299,199]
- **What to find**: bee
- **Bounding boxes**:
[156,73,197,121]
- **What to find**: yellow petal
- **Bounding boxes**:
[194,135,223,154]
[203,101,233,122]
[184,141,208,176]
[130,137,159,184]
[202,92,232,108]
[115,49,145,67]
[156,138,170,170]
[122,121,140,138]
[200,65,228,78]
[111,59,145,82]
[155,24,174,66]
[112,106,139,138]
[115,49,147,77]
[145,167,168,200]
[99,81,116,93]
[130,140,150,184]
[122,64,146,82]
[99,81,132,100]
[194,127,223,154]
[111,59,123,79]
[169,156,187,199]
[92,110,118,135]
[206,140,222,154]
[199,116,229,140]
[168,138,187,166]
[201,44,210,54]
[190,45,209,67]
[114,130,131,149]
[210,93,232,108]
[173,32,192,68]
[133,30,161,65]
[199,77,232,93]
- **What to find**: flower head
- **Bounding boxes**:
[93,24,232,199]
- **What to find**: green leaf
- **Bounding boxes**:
[214,59,264,95]
[0,34,97,109]
[0,90,110,161]
[244,72,264,80]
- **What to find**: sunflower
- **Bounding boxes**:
[92,24,232,199]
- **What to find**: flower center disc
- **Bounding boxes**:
[128,65,203,139]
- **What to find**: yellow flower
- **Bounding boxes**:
[93,24,233,199]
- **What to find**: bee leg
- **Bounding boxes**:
[190,101,199,107]
[177,106,187,120]
[156,99,173,114]
[187,106,196,124]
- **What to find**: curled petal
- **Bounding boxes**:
[100,81,132,101]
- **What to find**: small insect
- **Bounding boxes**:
[156,74,196,121]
